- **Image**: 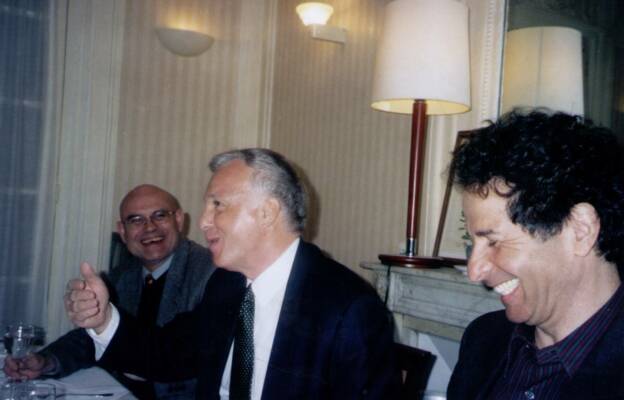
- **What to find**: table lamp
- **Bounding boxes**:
[502,26,584,115]
[371,0,471,267]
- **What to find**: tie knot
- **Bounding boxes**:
[145,274,155,286]
[243,284,254,300]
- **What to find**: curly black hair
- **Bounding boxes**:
[451,109,624,266]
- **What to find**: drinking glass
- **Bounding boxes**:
[0,382,55,400]
[3,326,37,360]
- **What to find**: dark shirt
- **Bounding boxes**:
[486,284,624,399]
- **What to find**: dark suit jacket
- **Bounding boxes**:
[101,240,401,399]
[41,239,214,381]
[447,308,624,400]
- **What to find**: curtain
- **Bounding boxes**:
[0,0,59,329]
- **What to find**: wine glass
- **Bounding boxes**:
[3,326,37,361]
[1,382,55,400]
[3,324,45,384]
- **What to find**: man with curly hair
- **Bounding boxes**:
[447,110,624,399]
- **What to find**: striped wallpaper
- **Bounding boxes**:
[112,0,503,278]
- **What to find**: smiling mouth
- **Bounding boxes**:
[141,236,164,245]
[206,237,219,248]
[494,278,519,296]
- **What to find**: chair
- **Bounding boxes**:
[395,342,436,400]
[108,232,133,272]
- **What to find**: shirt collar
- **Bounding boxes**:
[143,253,174,280]
[554,282,624,375]
[507,283,624,376]
[248,238,300,307]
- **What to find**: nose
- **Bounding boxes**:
[467,243,492,283]
[199,204,214,232]
[144,218,157,232]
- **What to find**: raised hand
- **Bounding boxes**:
[64,262,111,333]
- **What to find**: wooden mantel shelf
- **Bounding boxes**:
[361,262,503,341]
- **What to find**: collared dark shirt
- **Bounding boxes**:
[486,284,624,400]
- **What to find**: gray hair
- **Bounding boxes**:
[209,148,307,233]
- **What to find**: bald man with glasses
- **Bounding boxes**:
[3,184,215,399]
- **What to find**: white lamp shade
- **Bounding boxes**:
[502,26,584,115]
[155,27,214,57]
[371,0,471,115]
[296,3,334,26]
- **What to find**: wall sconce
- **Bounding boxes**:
[155,27,214,57]
[296,2,346,44]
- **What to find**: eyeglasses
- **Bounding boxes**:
[123,209,176,229]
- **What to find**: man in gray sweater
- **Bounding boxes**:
[3,184,215,399]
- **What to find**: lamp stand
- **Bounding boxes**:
[379,100,453,268]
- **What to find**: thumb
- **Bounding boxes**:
[80,262,100,284]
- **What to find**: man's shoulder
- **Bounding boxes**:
[463,310,512,342]
[172,239,215,276]
[294,241,383,306]
[457,310,513,366]
[178,238,213,262]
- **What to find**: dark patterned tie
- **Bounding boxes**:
[137,274,159,325]
[230,284,255,400]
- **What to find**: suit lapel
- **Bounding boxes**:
[199,269,247,398]
[261,241,322,399]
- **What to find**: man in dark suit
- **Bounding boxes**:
[4,184,215,399]
[64,148,401,399]
[446,111,624,399]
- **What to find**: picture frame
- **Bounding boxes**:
[432,130,474,265]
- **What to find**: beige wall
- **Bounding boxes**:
[111,0,504,277]
[271,0,412,273]
[113,0,410,274]
[114,0,242,239]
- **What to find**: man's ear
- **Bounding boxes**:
[568,203,600,257]
[116,221,128,244]
[259,197,281,228]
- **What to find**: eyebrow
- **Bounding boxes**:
[473,229,496,237]
[204,191,245,201]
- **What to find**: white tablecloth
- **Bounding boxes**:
[45,367,136,399]
[0,357,135,400]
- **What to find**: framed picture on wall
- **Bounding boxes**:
[432,130,474,265]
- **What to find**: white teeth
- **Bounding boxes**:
[142,237,163,244]
[494,278,519,295]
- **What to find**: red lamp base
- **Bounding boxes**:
[378,253,454,268]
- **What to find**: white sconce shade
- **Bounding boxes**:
[502,26,583,115]
[155,27,214,57]
[296,2,334,26]
[371,0,471,115]
[295,2,346,44]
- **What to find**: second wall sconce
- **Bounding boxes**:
[296,2,347,44]
[155,27,214,57]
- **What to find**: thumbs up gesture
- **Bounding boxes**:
[64,262,111,333]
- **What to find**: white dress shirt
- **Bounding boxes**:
[142,253,173,280]
[219,237,299,400]
[90,238,300,400]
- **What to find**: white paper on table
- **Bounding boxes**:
[43,367,136,399]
